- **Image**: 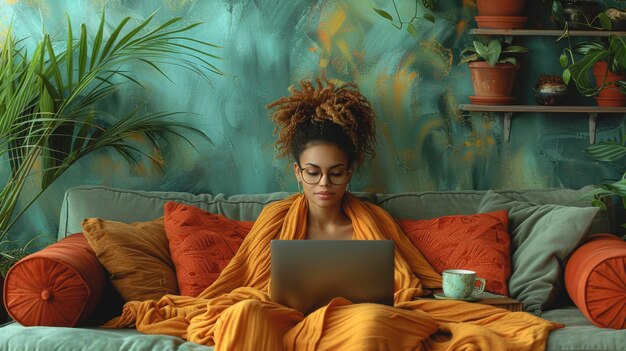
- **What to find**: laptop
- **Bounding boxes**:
[270,240,395,315]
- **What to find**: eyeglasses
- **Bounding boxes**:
[298,166,352,185]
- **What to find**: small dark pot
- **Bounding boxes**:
[562,1,601,29]
[533,82,569,105]
[610,18,626,31]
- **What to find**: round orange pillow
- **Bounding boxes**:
[3,233,107,327]
[565,233,626,329]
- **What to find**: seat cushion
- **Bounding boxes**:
[164,202,254,296]
[3,234,106,327]
[565,234,626,329]
[542,307,626,350]
[0,322,214,351]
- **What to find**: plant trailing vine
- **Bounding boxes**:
[373,0,435,37]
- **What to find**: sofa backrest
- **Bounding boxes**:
[58,185,613,239]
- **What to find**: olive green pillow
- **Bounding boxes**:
[477,190,599,313]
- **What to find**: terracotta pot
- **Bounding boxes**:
[469,61,518,98]
[593,61,626,100]
[476,0,525,16]
[0,276,6,324]
[475,16,527,29]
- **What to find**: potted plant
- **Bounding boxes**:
[541,0,604,30]
[0,11,223,321]
[560,35,626,106]
[475,0,527,29]
[459,37,529,105]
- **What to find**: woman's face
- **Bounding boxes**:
[294,143,352,210]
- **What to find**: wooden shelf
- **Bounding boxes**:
[470,29,626,37]
[458,104,626,144]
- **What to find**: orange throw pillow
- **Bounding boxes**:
[3,234,107,326]
[82,217,178,302]
[164,202,255,297]
[565,233,626,329]
[397,210,511,296]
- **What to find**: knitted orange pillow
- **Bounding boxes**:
[565,234,626,329]
[397,210,511,296]
[3,234,107,326]
[164,202,255,297]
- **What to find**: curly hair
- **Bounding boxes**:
[267,78,376,166]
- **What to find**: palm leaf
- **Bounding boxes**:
[585,142,626,161]
[0,10,223,244]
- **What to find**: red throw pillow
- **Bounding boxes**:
[397,211,511,296]
[3,233,107,327]
[565,234,626,329]
[164,202,255,297]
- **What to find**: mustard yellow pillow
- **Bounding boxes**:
[81,217,178,302]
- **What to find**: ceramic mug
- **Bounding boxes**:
[442,269,486,299]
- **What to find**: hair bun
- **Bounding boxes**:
[268,77,376,165]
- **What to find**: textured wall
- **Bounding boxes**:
[1,0,624,242]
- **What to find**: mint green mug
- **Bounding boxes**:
[442,269,486,299]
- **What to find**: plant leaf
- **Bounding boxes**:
[559,53,568,68]
[423,14,435,24]
[373,8,393,21]
[90,11,105,70]
[551,0,564,24]
[66,14,73,93]
[599,12,611,31]
[585,142,626,161]
[78,24,88,81]
[407,23,417,37]
[499,57,517,65]
[484,39,501,66]
[562,68,571,85]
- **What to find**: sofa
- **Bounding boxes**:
[1,185,624,351]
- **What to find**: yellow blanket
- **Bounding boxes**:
[107,193,561,350]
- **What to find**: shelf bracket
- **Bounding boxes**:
[503,112,513,142]
[588,113,598,144]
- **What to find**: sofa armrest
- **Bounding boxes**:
[565,233,626,329]
[3,234,108,327]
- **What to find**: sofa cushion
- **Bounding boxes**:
[164,202,254,296]
[59,186,289,239]
[59,186,613,241]
[565,234,626,329]
[478,191,599,312]
[3,234,106,327]
[82,217,179,302]
[542,307,626,350]
[397,210,511,296]
[0,322,215,351]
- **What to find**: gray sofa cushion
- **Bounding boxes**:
[543,307,626,351]
[0,322,215,351]
[59,185,612,239]
[59,186,290,238]
[478,191,600,313]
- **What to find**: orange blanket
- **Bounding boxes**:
[107,193,561,350]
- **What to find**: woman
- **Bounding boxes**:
[108,78,560,350]
[270,76,377,241]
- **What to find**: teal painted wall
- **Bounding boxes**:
[2,0,625,243]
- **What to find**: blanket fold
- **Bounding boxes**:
[106,193,560,350]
